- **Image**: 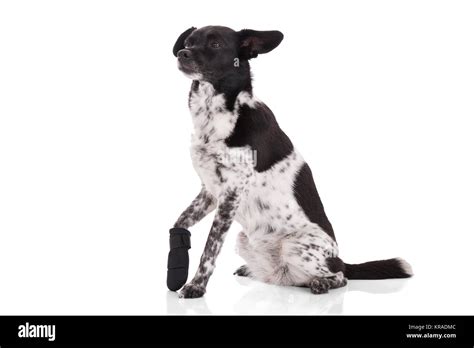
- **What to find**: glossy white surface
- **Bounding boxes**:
[1,0,473,315]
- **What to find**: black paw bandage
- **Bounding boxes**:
[167,228,191,291]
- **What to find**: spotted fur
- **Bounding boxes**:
[172,26,412,299]
[176,81,342,298]
[174,187,216,229]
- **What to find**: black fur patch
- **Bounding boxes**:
[293,163,335,240]
[225,103,294,172]
[326,257,346,273]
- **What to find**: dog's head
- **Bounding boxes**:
[173,26,283,82]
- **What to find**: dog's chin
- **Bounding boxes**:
[177,62,203,81]
[181,71,203,80]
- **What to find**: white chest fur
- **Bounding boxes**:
[188,81,238,143]
[188,82,255,198]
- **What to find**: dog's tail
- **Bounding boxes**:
[326,257,413,280]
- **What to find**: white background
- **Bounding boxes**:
[1,0,473,315]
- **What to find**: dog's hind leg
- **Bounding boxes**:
[278,226,348,293]
[308,271,347,294]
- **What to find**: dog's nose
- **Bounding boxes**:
[177,49,192,59]
[178,49,191,59]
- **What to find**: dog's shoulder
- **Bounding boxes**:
[225,101,294,172]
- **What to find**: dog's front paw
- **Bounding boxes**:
[179,283,206,299]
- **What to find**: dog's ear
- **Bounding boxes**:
[173,27,196,57]
[238,29,284,60]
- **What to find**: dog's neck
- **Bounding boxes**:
[212,73,252,111]
[199,61,252,110]
[188,74,256,144]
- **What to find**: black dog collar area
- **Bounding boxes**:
[167,228,191,291]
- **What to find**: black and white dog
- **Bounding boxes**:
[171,26,412,298]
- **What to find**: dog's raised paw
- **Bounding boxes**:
[179,283,206,299]
[233,265,251,277]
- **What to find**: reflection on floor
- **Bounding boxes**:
[166,276,410,315]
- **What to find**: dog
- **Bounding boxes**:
[171,26,412,298]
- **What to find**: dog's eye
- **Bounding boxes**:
[184,41,191,48]
[210,41,221,49]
